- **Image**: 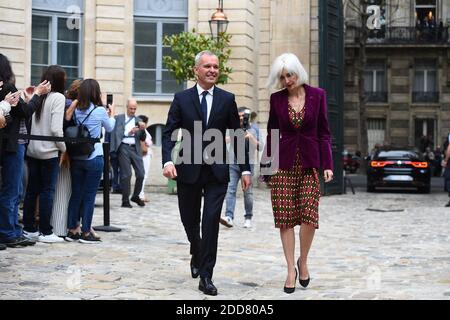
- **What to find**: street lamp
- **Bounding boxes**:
[209,0,229,41]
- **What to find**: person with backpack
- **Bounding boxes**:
[22,65,67,243]
[66,79,115,244]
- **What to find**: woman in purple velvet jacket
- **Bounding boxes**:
[262,53,334,294]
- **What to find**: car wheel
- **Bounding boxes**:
[418,186,430,194]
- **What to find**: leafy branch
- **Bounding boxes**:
[162,29,233,84]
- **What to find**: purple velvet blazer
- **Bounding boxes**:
[263,84,333,171]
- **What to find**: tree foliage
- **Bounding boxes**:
[162,29,232,84]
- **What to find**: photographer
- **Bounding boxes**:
[109,98,147,208]
[221,107,262,229]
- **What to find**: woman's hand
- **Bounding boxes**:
[7,91,20,106]
[60,152,71,169]
[107,103,115,118]
[324,170,334,183]
[0,115,6,129]
[65,99,78,121]
[34,80,52,96]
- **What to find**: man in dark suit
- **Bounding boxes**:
[162,51,251,296]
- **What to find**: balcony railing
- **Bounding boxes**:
[412,91,439,103]
[346,26,449,45]
[366,91,388,103]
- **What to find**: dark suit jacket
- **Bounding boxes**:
[263,84,333,171]
[110,114,146,155]
[162,85,250,184]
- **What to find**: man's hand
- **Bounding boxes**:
[324,170,334,183]
[163,164,178,180]
[245,131,259,148]
[128,126,141,136]
[241,174,252,192]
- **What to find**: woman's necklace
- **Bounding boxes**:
[288,93,305,113]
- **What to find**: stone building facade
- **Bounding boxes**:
[0,0,319,185]
[344,0,450,155]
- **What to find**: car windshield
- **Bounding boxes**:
[377,150,421,160]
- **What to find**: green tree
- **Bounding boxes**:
[163,29,232,84]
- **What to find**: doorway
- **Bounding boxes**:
[415,118,435,152]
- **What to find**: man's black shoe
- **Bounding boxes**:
[122,202,133,208]
[0,243,6,251]
[199,277,218,296]
[190,256,200,279]
[131,196,145,207]
[445,200,450,207]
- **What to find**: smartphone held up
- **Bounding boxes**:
[107,94,113,108]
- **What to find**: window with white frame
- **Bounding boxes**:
[413,59,438,102]
[414,59,437,92]
[364,60,387,102]
[31,0,83,86]
[134,0,188,96]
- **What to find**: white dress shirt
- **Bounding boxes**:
[197,84,214,124]
[122,115,136,145]
[164,85,250,175]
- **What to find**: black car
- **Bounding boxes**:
[366,148,431,193]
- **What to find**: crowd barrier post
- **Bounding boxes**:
[93,142,122,233]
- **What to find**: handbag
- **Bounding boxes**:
[258,162,273,183]
[140,140,149,156]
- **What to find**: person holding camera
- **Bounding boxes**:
[109,98,147,208]
[221,107,262,229]
[66,79,116,243]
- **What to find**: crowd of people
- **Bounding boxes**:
[0,53,152,249]
[415,16,448,42]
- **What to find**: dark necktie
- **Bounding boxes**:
[201,91,208,127]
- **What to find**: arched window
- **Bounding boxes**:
[148,124,165,147]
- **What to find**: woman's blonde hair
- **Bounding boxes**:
[266,53,309,89]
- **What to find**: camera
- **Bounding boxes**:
[241,109,251,131]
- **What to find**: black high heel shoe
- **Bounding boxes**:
[297,258,311,288]
[283,268,298,294]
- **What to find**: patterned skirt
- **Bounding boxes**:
[269,152,320,229]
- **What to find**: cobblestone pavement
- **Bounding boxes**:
[1,186,449,300]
